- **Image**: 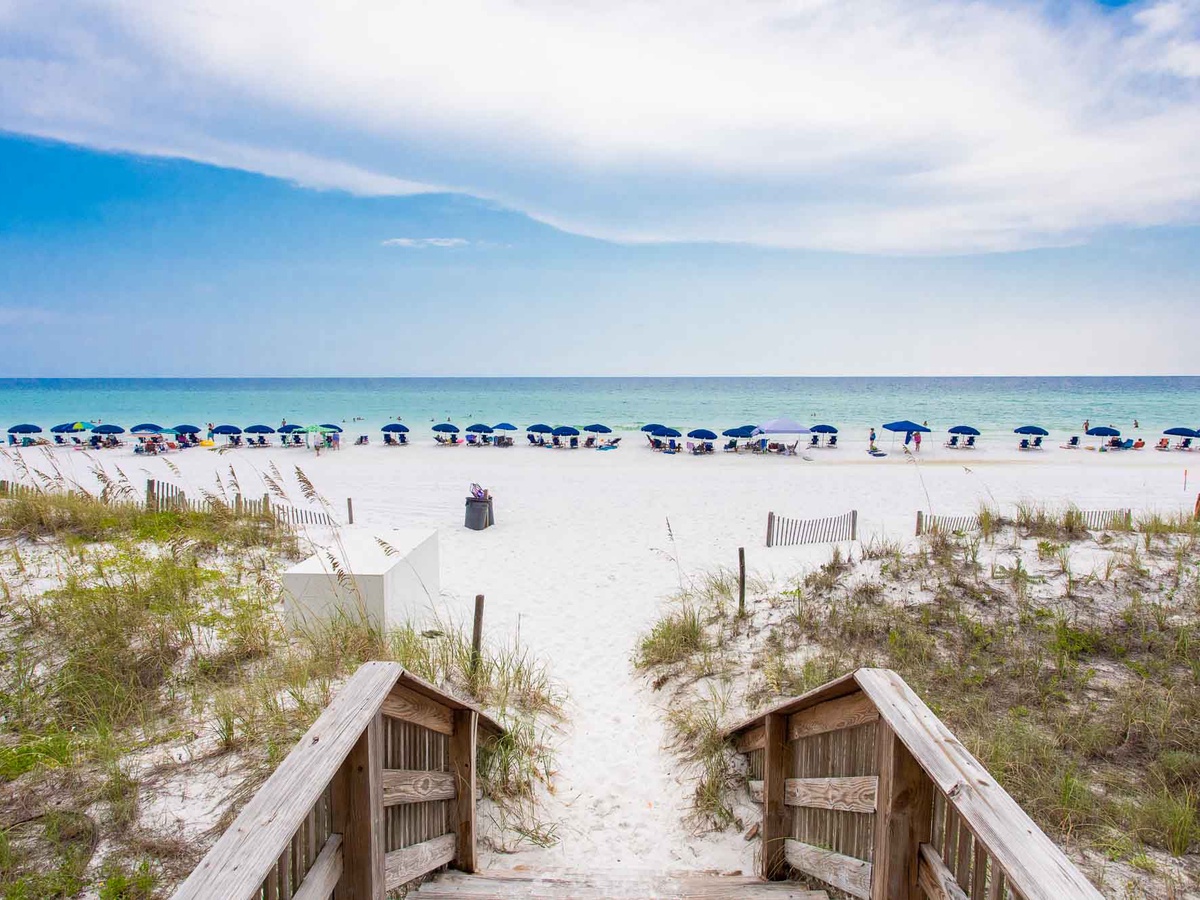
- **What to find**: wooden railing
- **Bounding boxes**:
[727,668,1102,899]
[766,510,857,548]
[172,662,501,900]
[146,478,335,526]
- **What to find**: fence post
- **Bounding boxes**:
[469,594,485,692]
[915,510,924,537]
[331,712,384,900]
[1125,509,1133,530]
[761,713,789,880]
[145,479,155,510]
[871,720,934,899]
[262,493,270,517]
[851,509,858,542]
[1194,493,1200,521]
[766,511,775,548]
[738,547,746,618]
[450,708,479,873]
[234,493,243,517]
[0,480,7,496]
[347,497,354,525]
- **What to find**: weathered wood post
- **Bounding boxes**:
[450,709,478,873]
[871,721,934,899]
[469,594,485,691]
[234,493,244,517]
[761,713,789,880]
[145,478,155,510]
[766,511,776,548]
[347,497,355,525]
[915,510,924,537]
[262,493,270,517]
[332,713,385,900]
[738,547,747,618]
[851,509,858,541]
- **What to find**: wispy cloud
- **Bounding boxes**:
[381,237,469,248]
[1,0,1199,253]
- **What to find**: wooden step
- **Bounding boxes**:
[412,869,829,899]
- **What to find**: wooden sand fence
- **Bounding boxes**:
[915,508,1132,536]
[766,510,857,548]
[146,478,336,527]
[728,668,1104,899]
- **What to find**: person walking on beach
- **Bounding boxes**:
[1083,418,1090,432]
[914,430,922,453]
[207,423,214,441]
[869,427,877,452]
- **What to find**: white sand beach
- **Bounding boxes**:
[4,435,1197,877]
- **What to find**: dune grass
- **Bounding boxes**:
[636,517,1200,887]
[0,482,564,894]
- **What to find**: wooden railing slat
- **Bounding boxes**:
[384,833,456,891]
[291,834,343,900]
[383,770,456,806]
[918,843,970,900]
[788,691,878,741]
[381,684,454,735]
[747,775,878,813]
[784,838,872,899]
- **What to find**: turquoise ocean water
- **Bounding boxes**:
[0,377,1196,434]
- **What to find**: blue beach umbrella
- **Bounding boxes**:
[131,423,164,434]
[278,424,303,433]
[319,424,343,433]
[93,424,125,435]
[552,426,580,437]
[245,424,276,434]
[526,424,552,434]
[810,424,839,434]
[493,423,517,431]
[7,424,41,434]
[1014,425,1049,436]
[1163,427,1197,437]
[948,425,980,436]
[882,420,930,433]
[172,424,201,434]
[641,424,666,433]
[381,423,409,433]
[652,426,682,438]
[432,423,460,434]
[584,424,612,434]
[466,423,494,434]
[212,425,242,435]
[723,426,754,438]
[687,429,718,440]
[51,422,92,433]
[1086,426,1121,437]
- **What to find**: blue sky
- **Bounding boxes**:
[0,0,1198,376]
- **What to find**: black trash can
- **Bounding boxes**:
[465,496,494,530]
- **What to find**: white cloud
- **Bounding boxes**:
[381,238,469,248]
[1,0,1198,253]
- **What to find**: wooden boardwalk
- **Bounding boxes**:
[412,869,828,898]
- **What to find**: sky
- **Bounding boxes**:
[0,0,1198,376]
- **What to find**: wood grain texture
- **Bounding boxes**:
[385,833,457,891]
[450,708,478,873]
[172,661,401,900]
[383,770,456,806]
[291,834,343,900]
[336,713,385,900]
[761,713,789,880]
[784,839,872,899]
[917,844,970,900]
[787,692,879,742]
[382,683,454,735]
[725,671,862,740]
[854,669,1104,900]
[738,725,766,754]
[871,721,933,900]
[748,776,878,813]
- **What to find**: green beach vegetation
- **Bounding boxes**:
[0,477,561,898]
[637,504,1200,897]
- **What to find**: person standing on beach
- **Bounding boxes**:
[1084,419,1090,432]
[1134,419,1139,429]
[914,431,922,453]
[869,427,877,452]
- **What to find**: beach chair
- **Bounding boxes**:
[1018,439,1030,451]
[964,436,976,448]
[53,435,64,445]
[465,434,477,446]
[1032,436,1043,449]
[723,439,737,452]
[384,434,396,446]
[6,435,14,446]
[828,435,838,448]
[809,435,819,447]
[1175,438,1193,451]
[1061,435,1080,449]
[1155,437,1169,451]
[1120,438,1134,450]
[570,436,579,449]
[584,436,595,448]
[944,435,959,449]
[686,441,697,454]
[399,434,408,445]
[552,436,562,448]
[605,437,621,447]
[528,434,537,445]
[784,440,798,456]
[72,436,82,445]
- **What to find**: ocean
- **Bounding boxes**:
[0,377,1196,434]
